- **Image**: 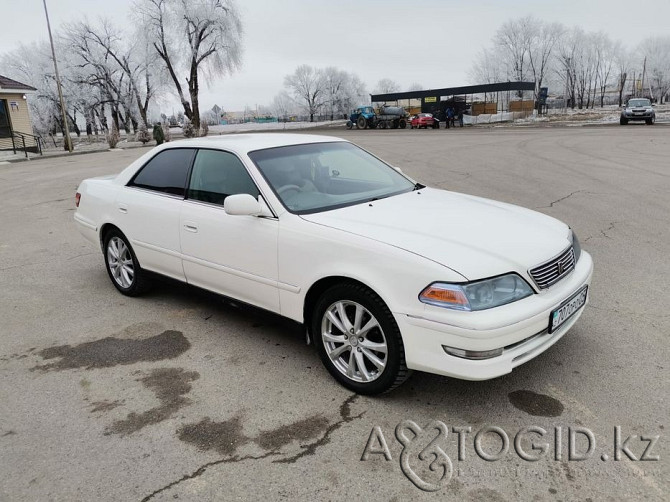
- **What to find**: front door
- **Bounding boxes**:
[179,149,280,313]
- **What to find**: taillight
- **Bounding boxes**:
[75,192,81,207]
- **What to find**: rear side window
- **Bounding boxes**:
[129,148,195,196]
[187,149,260,206]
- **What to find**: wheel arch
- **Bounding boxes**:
[99,223,124,252]
[303,275,386,333]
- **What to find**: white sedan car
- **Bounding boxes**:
[74,134,593,394]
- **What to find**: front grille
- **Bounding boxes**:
[529,246,575,289]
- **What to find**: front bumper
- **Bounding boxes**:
[623,112,654,121]
[395,251,593,380]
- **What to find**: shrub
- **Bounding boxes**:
[182,117,196,138]
[106,124,120,149]
[136,123,151,144]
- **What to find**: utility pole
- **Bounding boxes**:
[43,0,72,152]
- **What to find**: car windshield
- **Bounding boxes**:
[248,142,416,214]
[628,99,651,107]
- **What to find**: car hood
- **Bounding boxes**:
[300,187,570,280]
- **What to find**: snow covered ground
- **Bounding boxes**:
[206,120,347,135]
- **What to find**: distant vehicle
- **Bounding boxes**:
[346,106,408,130]
[620,98,655,125]
[74,133,592,394]
[411,113,438,129]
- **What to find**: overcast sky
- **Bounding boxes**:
[2,0,669,112]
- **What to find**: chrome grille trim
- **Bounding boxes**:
[529,246,575,289]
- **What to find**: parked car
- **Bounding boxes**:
[620,98,655,125]
[410,113,438,129]
[74,134,593,394]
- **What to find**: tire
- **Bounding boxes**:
[620,117,628,125]
[379,121,387,129]
[346,121,353,130]
[357,116,367,129]
[312,282,411,395]
[399,119,407,129]
[646,116,655,125]
[103,229,151,296]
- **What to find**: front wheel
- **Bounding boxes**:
[646,116,655,125]
[313,282,411,394]
[103,229,150,296]
[346,120,353,129]
[620,117,628,125]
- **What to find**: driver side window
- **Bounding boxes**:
[187,149,260,206]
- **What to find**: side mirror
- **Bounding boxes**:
[393,166,403,174]
[224,193,263,216]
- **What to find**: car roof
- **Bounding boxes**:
[163,133,346,155]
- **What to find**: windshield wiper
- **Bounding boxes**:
[413,183,426,190]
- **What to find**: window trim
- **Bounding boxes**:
[126,147,197,197]
[184,147,277,218]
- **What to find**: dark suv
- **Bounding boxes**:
[620,98,655,125]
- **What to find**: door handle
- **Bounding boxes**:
[184,222,198,233]
[118,203,128,214]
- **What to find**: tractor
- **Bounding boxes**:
[346,105,408,130]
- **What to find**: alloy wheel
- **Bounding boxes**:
[321,300,388,383]
[107,236,135,288]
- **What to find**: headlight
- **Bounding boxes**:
[568,229,581,262]
[419,274,533,311]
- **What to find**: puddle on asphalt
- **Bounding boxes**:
[105,367,199,436]
[178,416,250,456]
[508,390,564,417]
[32,330,190,371]
[255,415,330,451]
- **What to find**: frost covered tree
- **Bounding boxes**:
[284,65,325,122]
[272,90,296,120]
[639,36,670,103]
[373,78,400,94]
[137,0,243,130]
[62,19,161,128]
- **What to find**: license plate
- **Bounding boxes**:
[549,285,588,333]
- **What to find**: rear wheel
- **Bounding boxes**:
[313,282,410,394]
[399,119,407,129]
[357,116,367,129]
[103,229,150,296]
[379,120,387,129]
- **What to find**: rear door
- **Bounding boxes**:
[179,149,280,312]
[117,148,195,280]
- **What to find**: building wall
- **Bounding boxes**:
[0,93,36,150]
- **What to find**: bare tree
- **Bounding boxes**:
[594,34,616,107]
[495,16,534,95]
[284,65,325,122]
[406,83,424,92]
[272,90,295,120]
[137,0,243,130]
[469,48,506,84]
[373,78,400,94]
[639,36,670,103]
[615,45,631,106]
[527,21,564,98]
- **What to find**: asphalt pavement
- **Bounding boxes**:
[0,125,668,501]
